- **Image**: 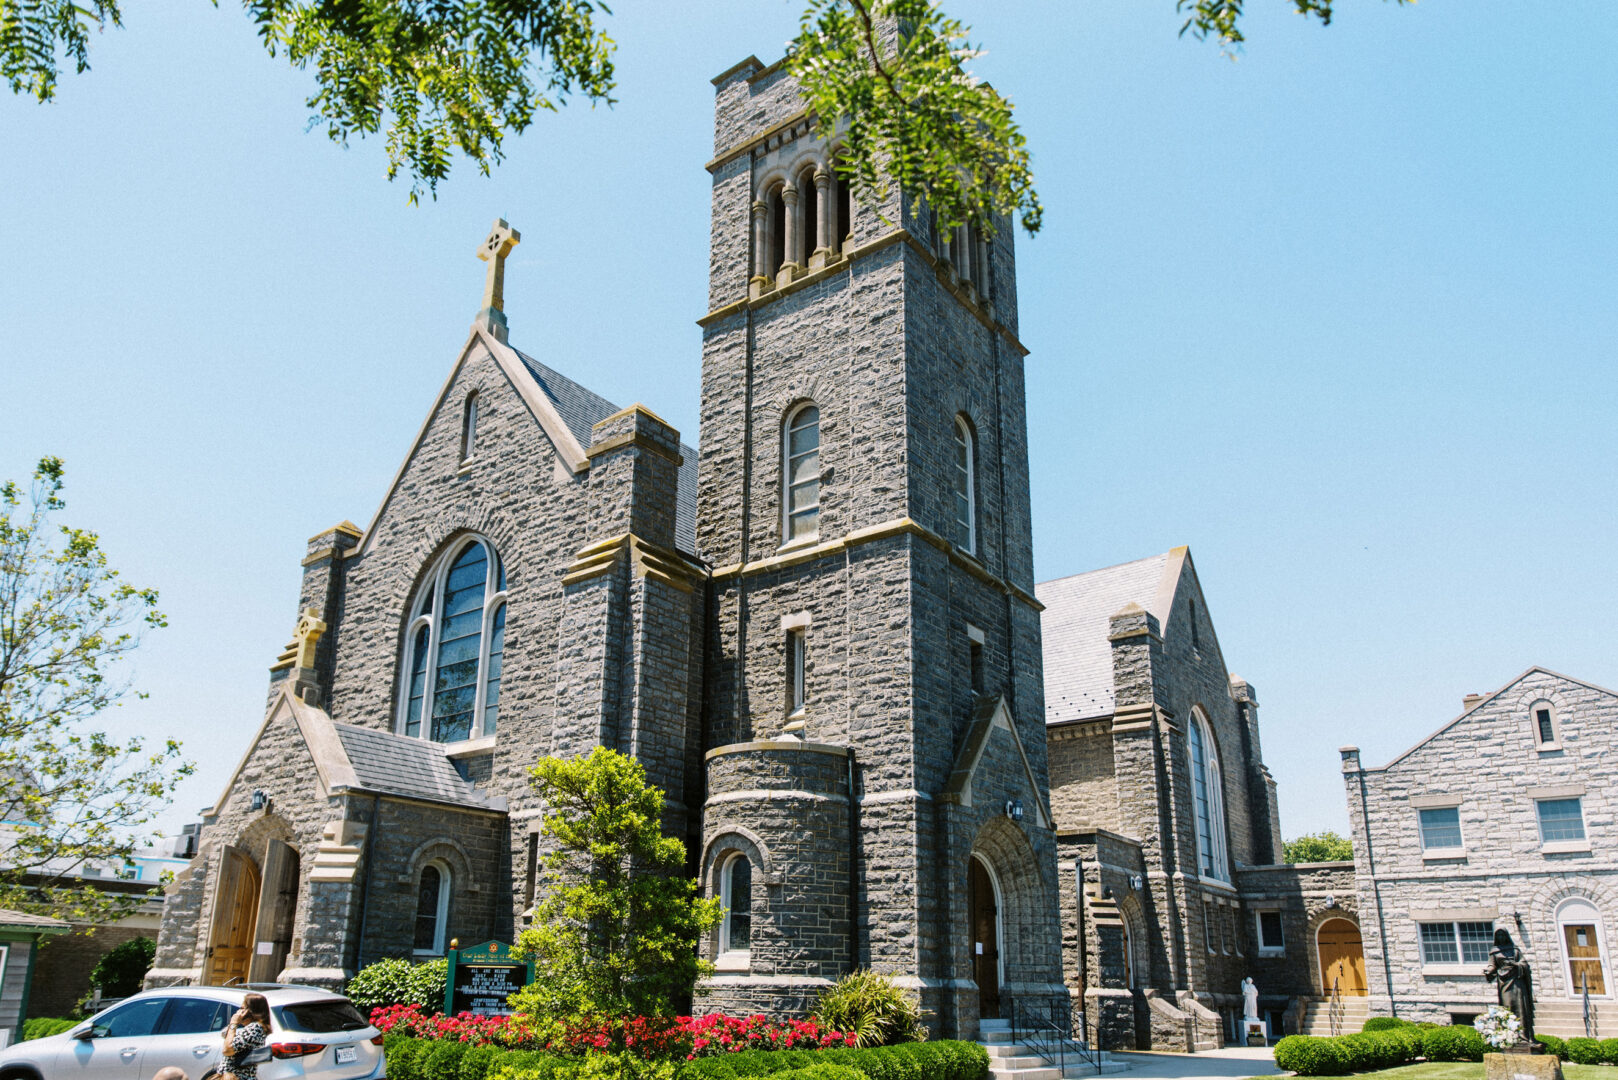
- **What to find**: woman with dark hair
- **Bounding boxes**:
[218,992,272,1079]
[1484,927,1536,1044]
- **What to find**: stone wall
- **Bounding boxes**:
[1344,669,1618,1018]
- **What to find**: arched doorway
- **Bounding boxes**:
[1557,898,1609,998]
[248,840,301,983]
[1317,918,1367,996]
[969,854,1003,1019]
[204,846,260,985]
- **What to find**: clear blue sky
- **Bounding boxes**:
[2,1,1613,845]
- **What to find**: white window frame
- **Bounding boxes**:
[1419,920,1495,971]
[782,403,821,545]
[1536,796,1588,851]
[787,628,807,717]
[952,415,976,555]
[717,852,752,971]
[413,860,452,956]
[1255,909,1286,956]
[1189,709,1230,883]
[1417,804,1466,855]
[397,536,508,744]
[1531,699,1562,750]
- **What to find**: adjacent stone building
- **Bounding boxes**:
[1037,549,1356,1050]
[1342,668,1618,1037]
[150,38,1066,1038]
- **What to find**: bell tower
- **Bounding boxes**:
[693,51,1065,1035]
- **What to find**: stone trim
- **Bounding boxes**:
[705,788,847,806]
[699,826,784,887]
[704,739,850,761]
[1528,784,1586,799]
[561,533,707,593]
[941,694,1053,829]
[705,109,812,174]
[1411,794,1465,808]
[709,516,1042,611]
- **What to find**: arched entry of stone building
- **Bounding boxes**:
[1557,898,1609,998]
[248,840,301,983]
[969,854,1003,1019]
[1317,918,1368,996]
[204,846,261,985]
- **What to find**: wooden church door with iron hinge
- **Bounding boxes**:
[970,857,1001,1019]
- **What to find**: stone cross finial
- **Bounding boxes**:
[477,217,521,313]
[292,607,327,670]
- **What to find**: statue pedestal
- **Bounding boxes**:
[1485,1051,1563,1080]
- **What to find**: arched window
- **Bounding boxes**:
[768,185,787,281]
[1189,709,1230,882]
[834,168,852,253]
[953,415,976,554]
[413,861,451,954]
[719,853,752,959]
[799,167,819,265]
[461,392,479,462]
[783,403,821,542]
[1531,700,1560,747]
[399,537,508,743]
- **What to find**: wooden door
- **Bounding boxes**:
[1564,924,1606,996]
[970,858,1001,1019]
[249,841,300,984]
[1317,918,1368,996]
[205,846,260,985]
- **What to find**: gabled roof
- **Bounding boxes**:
[206,687,506,818]
[1036,551,1176,725]
[0,908,69,934]
[1377,665,1618,771]
[359,326,699,557]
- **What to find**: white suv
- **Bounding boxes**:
[0,984,385,1080]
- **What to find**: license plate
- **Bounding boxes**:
[336,1045,357,1064]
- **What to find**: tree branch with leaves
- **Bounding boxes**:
[0,456,192,923]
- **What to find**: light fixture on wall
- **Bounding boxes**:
[1005,799,1024,823]
[251,790,269,812]
[1129,874,1145,892]
[1323,894,1336,910]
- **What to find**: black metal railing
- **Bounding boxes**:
[1011,998,1103,1076]
[1584,973,1594,1039]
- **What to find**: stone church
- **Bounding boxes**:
[149,44,1069,1038]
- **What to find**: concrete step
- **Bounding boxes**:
[986,1067,1062,1080]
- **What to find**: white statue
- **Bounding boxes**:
[1242,977,1260,1021]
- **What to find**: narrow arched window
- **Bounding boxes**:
[720,853,752,957]
[768,185,787,281]
[799,168,819,265]
[1190,709,1230,882]
[835,171,852,253]
[953,415,976,554]
[399,537,508,743]
[461,393,479,463]
[784,404,821,542]
[413,862,451,954]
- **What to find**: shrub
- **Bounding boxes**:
[424,1040,471,1080]
[87,936,157,998]
[1567,1038,1603,1065]
[1538,1035,1567,1061]
[1600,1038,1618,1065]
[461,1045,505,1080]
[1420,1025,1485,1063]
[1361,1017,1412,1032]
[813,971,924,1048]
[20,1017,77,1041]
[348,957,450,1011]
[1274,1035,1349,1076]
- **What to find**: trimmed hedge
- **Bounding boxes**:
[20,1017,78,1041]
[1538,1035,1568,1061]
[1602,1039,1618,1065]
[1360,1018,1413,1033]
[381,1036,987,1080]
[1567,1038,1603,1065]
[1274,1024,1493,1075]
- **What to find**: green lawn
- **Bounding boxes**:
[1257,1064,1612,1080]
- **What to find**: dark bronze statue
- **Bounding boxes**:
[1483,927,1536,1045]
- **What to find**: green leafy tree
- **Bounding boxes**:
[510,746,721,1039]
[87,935,157,997]
[1284,830,1354,863]
[1,1,1406,217]
[0,457,192,923]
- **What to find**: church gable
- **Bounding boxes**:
[942,695,1053,829]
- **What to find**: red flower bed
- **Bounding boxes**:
[368,1004,856,1058]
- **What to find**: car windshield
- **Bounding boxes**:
[275,1000,370,1033]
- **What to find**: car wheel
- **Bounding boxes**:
[0,1068,43,1080]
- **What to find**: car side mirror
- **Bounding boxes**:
[74,1027,97,1041]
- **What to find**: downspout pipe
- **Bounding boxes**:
[847,748,859,973]
[352,793,381,974]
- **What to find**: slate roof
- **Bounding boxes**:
[1036,552,1173,725]
[512,350,699,554]
[332,723,496,808]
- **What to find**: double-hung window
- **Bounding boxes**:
[1418,806,1464,852]
[783,404,821,542]
[1420,921,1494,965]
[1256,910,1285,954]
[1537,798,1586,843]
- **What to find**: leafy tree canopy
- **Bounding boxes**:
[3,1,1405,222]
[0,457,192,923]
[510,746,721,1038]
[1283,830,1354,863]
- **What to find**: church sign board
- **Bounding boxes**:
[444,940,534,1016]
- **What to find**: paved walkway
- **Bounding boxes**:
[1108,1046,1281,1080]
